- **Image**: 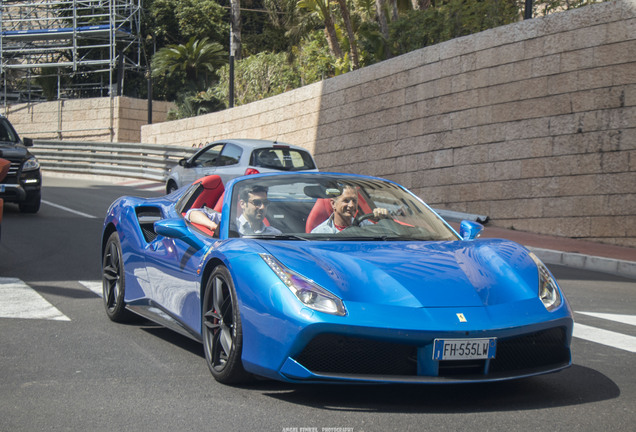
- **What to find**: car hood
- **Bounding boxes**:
[260,239,540,308]
[0,143,29,158]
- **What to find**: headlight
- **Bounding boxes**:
[22,157,40,171]
[260,254,346,316]
[529,252,562,311]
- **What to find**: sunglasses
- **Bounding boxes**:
[249,199,270,207]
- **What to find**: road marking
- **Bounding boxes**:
[0,277,70,321]
[79,280,102,297]
[573,323,636,353]
[577,311,636,327]
[42,200,97,219]
[118,179,165,192]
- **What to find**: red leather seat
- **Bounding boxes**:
[190,175,224,210]
[305,198,333,233]
[186,175,225,236]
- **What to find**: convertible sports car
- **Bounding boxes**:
[101,172,573,384]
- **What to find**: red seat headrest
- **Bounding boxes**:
[305,198,333,233]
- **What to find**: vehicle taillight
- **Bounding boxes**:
[244,168,260,175]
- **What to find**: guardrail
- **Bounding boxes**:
[31,140,196,182]
[29,139,491,223]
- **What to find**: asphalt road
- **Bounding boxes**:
[0,174,634,432]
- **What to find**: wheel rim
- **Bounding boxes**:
[203,275,234,371]
[102,241,121,313]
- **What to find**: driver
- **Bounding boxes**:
[311,185,389,234]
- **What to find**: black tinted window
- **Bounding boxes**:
[251,147,316,171]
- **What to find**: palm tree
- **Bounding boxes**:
[297,0,344,59]
[336,0,360,69]
[151,37,227,91]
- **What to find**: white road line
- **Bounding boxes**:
[79,280,102,297]
[573,323,636,353]
[0,277,70,321]
[42,200,97,219]
[577,311,636,327]
[118,180,165,192]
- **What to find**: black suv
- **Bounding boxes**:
[0,115,41,213]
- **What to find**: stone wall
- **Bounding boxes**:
[141,0,636,247]
[4,96,173,143]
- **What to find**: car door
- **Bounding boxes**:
[181,143,225,185]
[143,230,207,336]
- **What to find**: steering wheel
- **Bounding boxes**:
[351,212,375,227]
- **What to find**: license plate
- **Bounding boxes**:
[433,338,496,361]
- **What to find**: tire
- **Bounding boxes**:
[19,191,40,213]
[202,266,251,384]
[102,231,134,322]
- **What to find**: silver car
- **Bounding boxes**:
[165,139,318,193]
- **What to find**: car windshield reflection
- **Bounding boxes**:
[228,174,458,241]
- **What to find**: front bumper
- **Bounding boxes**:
[0,174,40,203]
[280,324,572,383]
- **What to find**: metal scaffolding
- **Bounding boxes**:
[1,0,143,103]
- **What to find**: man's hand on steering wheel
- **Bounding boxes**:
[351,208,390,226]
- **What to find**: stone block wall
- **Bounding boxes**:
[4,96,173,143]
[141,0,635,247]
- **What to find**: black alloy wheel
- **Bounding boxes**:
[202,266,250,384]
[102,231,133,322]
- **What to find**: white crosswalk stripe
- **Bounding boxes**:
[573,323,636,353]
[577,311,636,327]
[0,277,70,321]
[2,278,636,355]
[79,280,102,297]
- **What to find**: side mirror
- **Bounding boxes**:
[459,220,484,240]
[22,137,33,147]
[178,158,188,167]
[154,218,204,249]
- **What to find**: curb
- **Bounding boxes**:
[529,247,636,280]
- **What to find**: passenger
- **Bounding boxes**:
[185,206,221,232]
[185,185,281,236]
[311,185,389,234]
[235,185,281,235]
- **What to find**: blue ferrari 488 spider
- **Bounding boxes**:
[101,172,573,384]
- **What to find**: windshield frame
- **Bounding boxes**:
[223,173,460,242]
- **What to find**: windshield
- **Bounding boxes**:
[0,118,20,143]
[228,174,458,241]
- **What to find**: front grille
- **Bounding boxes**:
[8,160,20,176]
[439,359,485,376]
[1,159,21,183]
[294,334,417,376]
[294,327,569,379]
[489,327,569,373]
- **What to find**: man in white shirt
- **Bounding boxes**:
[185,184,281,236]
[235,185,281,236]
[311,185,389,234]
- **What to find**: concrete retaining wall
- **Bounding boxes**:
[4,96,173,143]
[141,0,636,247]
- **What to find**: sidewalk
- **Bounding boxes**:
[480,226,636,280]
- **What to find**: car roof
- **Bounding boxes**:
[208,139,310,152]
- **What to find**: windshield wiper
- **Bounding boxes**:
[242,234,310,241]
